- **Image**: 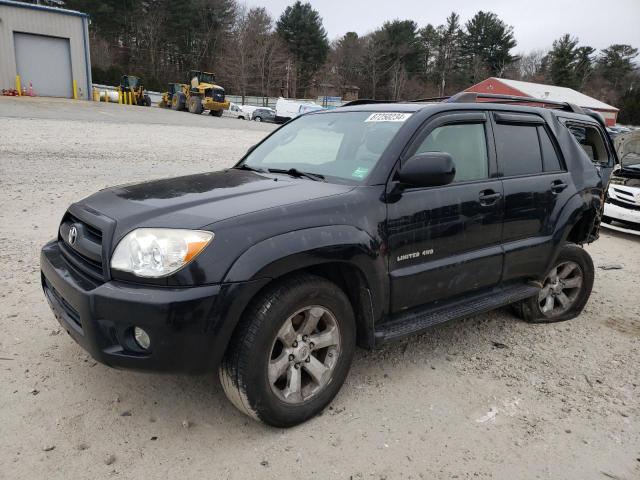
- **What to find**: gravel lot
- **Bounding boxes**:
[1,97,638,480]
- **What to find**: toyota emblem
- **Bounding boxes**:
[68,226,78,245]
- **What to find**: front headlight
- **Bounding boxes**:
[110,228,214,278]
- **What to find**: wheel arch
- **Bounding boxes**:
[222,226,386,349]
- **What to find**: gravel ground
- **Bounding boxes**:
[1,97,639,480]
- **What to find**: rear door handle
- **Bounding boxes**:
[551,180,568,193]
[479,190,502,206]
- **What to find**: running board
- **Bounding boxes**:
[374,283,540,344]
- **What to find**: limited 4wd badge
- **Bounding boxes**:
[397,249,434,262]
[365,113,412,122]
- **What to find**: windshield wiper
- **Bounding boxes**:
[235,163,266,173]
[268,168,325,182]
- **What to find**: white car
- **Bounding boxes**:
[602,131,640,235]
[275,97,323,123]
[225,103,257,120]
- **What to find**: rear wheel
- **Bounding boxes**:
[219,274,356,427]
[209,109,223,117]
[512,244,594,323]
[254,116,262,122]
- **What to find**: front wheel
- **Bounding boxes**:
[512,243,594,323]
[254,116,262,122]
[219,274,355,427]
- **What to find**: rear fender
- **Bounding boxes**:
[539,190,601,280]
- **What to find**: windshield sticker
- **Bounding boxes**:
[351,166,370,179]
[365,113,412,123]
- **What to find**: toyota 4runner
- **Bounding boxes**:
[40,93,616,427]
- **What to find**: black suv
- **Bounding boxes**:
[40,93,615,427]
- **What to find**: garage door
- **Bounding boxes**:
[14,32,73,98]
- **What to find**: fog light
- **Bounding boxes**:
[133,327,151,350]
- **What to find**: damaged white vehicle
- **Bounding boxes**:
[602,130,640,235]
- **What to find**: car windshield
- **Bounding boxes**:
[239,111,411,183]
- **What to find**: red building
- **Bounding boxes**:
[465,77,619,126]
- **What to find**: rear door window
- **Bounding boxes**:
[494,124,543,176]
[538,127,563,172]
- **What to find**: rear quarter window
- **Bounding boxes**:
[567,124,610,166]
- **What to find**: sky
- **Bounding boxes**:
[247,0,640,53]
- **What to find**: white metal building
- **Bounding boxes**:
[0,0,91,99]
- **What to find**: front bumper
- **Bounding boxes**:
[603,201,640,226]
[40,240,265,373]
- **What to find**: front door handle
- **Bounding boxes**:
[479,190,502,206]
[551,180,568,193]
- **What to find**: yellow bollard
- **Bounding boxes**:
[118,89,122,104]
[105,90,109,103]
[15,75,21,96]
[128,92,132,105]
[72,80,78,100]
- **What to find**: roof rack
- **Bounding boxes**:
[341,99,398,107]
[343,92,588,116]
[440,91,586,114]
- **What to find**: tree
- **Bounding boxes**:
[361,30,387,99]
[222,6,273,100]
[546,34,596,90]
[617,84,640,125]
[276,1,329,97]
[462,11,517,81]
[332,32,365,89]
[574,46,596,89]
[380,20,420,100]
[434,12,464,95]
[417,24,439,82]
[597,44,639,90]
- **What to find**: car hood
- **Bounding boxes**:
[77,169,354,240]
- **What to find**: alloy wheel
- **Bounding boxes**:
[538,261,583,317]
[268,306,341,404]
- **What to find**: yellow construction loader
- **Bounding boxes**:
[158,83,185,108]
[119,75,151,106]
[170,70,229,116]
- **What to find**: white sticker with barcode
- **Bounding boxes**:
[365,112,412,122]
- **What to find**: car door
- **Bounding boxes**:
[492,112,574,282]
[386,112,504,312]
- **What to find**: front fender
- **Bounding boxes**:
[223,225,387,317]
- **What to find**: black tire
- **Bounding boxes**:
[188,96,203,114]
[144,95,151,107]
[209,109,223,117]
[254,116,262,122]
[512,243,594,323]
[171,92,185,111]
[237,116,244,120]
[219,274,356,427]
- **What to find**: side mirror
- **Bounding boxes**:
[397,152,456,187]
[246,144,258,154]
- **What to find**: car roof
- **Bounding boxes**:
[319,101,599,125]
